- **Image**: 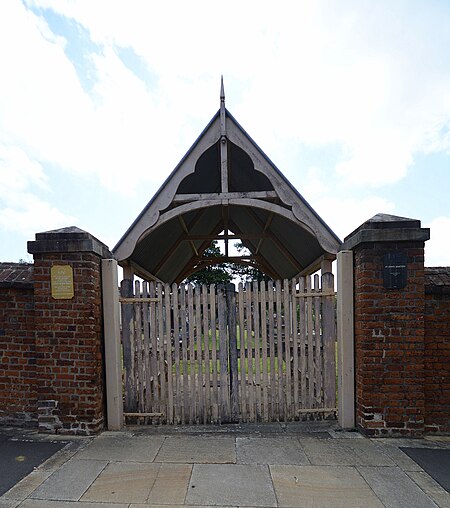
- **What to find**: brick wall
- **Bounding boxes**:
[1,227,113,435]
[424,268,450,433]
[353,242,426,436]
[0,263,37,426]
[32,252,105,434]
[341,214,431,437]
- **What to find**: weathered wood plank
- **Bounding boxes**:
[134,280,144,413]
[291,278,299,417]
[283,278,292,420]
[202,285,211,423]
[180,284,189,424]
[313,274,322,408]
[142,282,151,414]
[172,283,181,424]
[268,280,276,421]
[298,277,307,410]
[275,279,284,420]
[121,279,136,413]
[253,281,262,420]
[195,285,204,423]
[157,283,166,423]
[227,284,239,422]
[260,280,269,422]
[172,191,278,203]
[165,283,174,424]
[188,284,196,424]
[210,284,219,423]
[322,272,336,409]
[245,282,255,422]
[306,276,315,409]
[149,281,158,417]
[237,282,247,421]
[218,285,229,422]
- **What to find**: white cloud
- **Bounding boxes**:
[0,0,448,265]
[313,195,396,241]
[0,143,77,237]
[0,144,48,192]
[425,216,450,267]
[0,194,77,238]
[4,0,448,196]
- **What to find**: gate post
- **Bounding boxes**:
[101,259,123,430]
[337,250,355,429]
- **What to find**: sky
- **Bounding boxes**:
[0,0,449,268]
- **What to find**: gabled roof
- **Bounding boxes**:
[113,93,341,283]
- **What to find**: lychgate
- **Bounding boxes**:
[104,82,350,428]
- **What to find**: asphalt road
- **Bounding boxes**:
[401,447,450,493]
[0,432,65,496]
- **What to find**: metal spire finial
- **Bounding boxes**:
[220,75,225,104]
[220,75,226,137]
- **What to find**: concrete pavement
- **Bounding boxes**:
[0,422,449,508]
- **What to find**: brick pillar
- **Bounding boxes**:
[28,227,112,435]
[341,214,430,436]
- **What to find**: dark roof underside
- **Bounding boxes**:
[125,138,330,283]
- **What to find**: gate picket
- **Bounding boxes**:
[202,285,210,423]
[121,275,336,425]
[291,278,299,416]
[260,280,269,422]
[245,282,255,421]
[268,281,276,421]
[313,274,322,408]
[237,283,247,421]
[209,284,218,422]
[218,285,229,422]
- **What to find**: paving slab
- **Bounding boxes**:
[155,436,236,463]
[0,500,20,508]
[148,463,193,504]
[328,429,364,439]
[20,500,128,507]
[131,505,238,508]
[369,441,424,471]
[406,471,450,508]
[270,465,384,508]
[300,437,394,466]
[30,459,107,501]
[81,461,160,504]
[425,436,450,443]
[186,464,276,506]
[358,466,439,508]
[1,469,52,501]
[76,433,165,462]
[236,437,309,465]
[372,438,447,449]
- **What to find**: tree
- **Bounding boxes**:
[185,241,233,285]
[185,241,270,285]
[230,242,270,284]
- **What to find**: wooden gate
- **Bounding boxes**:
[120,274,336,424]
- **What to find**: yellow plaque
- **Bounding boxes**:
[51,265,74,299]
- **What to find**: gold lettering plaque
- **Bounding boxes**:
[51,265,74,299]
